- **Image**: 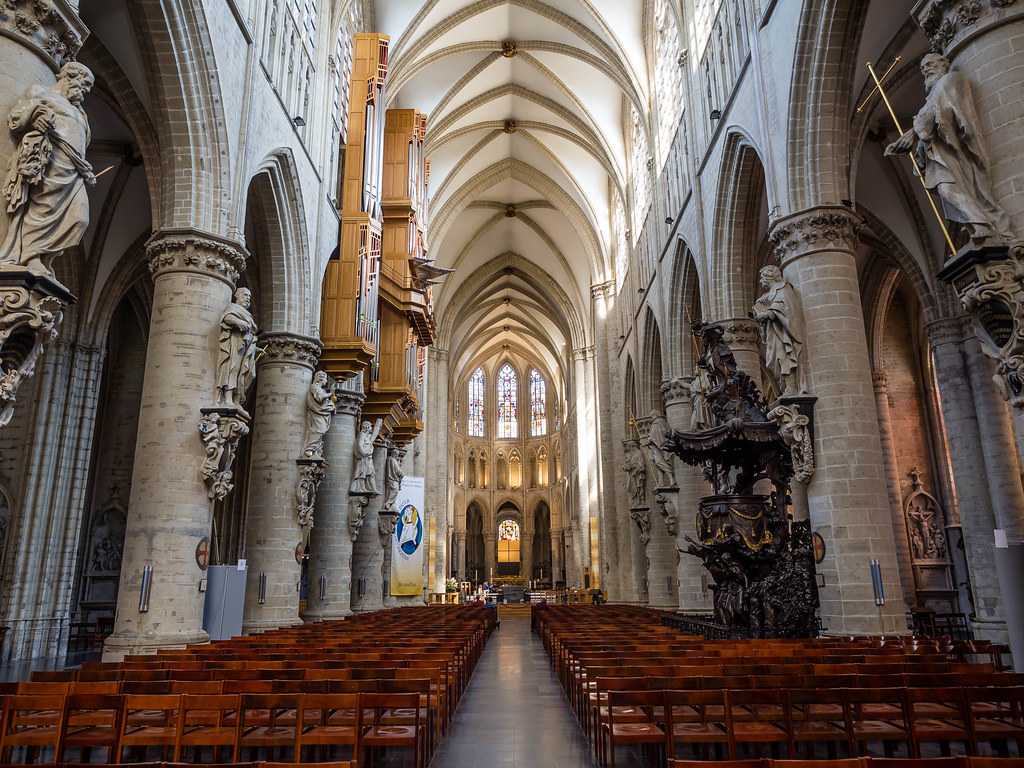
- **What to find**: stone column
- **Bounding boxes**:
[662,377,712,612]
[453,531,466,580]
[927,317,1005,638]
[962,338,1024,543]
[483,532,497,582]
[104,231,247,660]
[635,416,677,609]
[521,531,533,582]
[349,440,387,612]
[305,379,363,620]
[593,282,622,598]
[240,333,320,633]
[872,371,918,608]
[711,318,763,388]
[769,207,907,634]
[550,528,563,585]
[425,347,449,594]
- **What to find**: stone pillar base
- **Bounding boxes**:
[102,629,210,662]
[242,617,304,635]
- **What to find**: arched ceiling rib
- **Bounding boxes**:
[375,0,648,388]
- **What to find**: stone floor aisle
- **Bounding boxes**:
[432,609,593,767]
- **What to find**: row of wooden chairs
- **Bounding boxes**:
[594,686,1024,767]
[0,691,423,767]
[668,758,1024,768]
[2,606,496,766]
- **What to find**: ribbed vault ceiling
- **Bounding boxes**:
[376,0,649,387]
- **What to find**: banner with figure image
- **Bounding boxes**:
[391,476,426,596]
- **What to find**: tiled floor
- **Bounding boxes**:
[432,611,594,767]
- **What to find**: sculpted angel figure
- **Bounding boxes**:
[885,53,1015,245]
[752,265,807,396]
[303,371,335,458]
[350,418,383,494]
[646,412,676,488]
[1,62,96,276]
[215,287,259,414]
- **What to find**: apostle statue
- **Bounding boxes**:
[623,441,647,507]
[646,411,675,488]
[215,287,259,414]
[303,370,335,459]
[752,265,807,397]
[350,418,383,495]
[689,360,714,431]
[382,447,405,513]
[885,53,1016,246]
[1,62,96,276]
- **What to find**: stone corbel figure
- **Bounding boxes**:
[382,446,405,513]
[350,418,383,495]
[623,441,647,507]
[295,461,326,535]
[215,287,259,415]
[752,265,807,397]
[0,62,96,276]
[303,370,335,459]
[767,403,814,484]
[884,53,1016,247]
[646,411,676,488]
[654,489,678,536]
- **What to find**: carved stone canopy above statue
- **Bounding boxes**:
[904,467,948,562]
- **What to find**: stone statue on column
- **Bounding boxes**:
[350,418,383,495]
[623,440,647,507]
[885,53,1016,247]
[215,287,259,415]
[752,265,807,396]
[0,62,95,276]
[303,370,335,459]
[382,445,406,513]
[0,62,93,429]
[645,411,676,488]
[689,361,714,430]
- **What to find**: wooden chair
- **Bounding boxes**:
[844,688,912,757]
[787,688,851,759]
[905,687,970,758]
[726,689,791,759]
[295,693,361,764]
[963,686,1024,756]
[236,694,301,763]
[117,693,181,762]
[360,692,423,768]
[600,689,666,768]
[56,693,124,764]
[0,694,66,764]
[669,760,768,768]
[174,694,240,763]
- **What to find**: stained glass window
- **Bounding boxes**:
[654,0,684,170]
[497,364,518,439]
[498,520,520,563]
[468,368,485,437]
[529,369,546,436]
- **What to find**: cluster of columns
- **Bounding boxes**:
[99,232,428,660]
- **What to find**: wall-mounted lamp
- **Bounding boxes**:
[319,574,327,601]
[292,116,306,128]
[710,109,722,121]
[258,571,267,605]
[869,559,885,606]
[138,565,153,613]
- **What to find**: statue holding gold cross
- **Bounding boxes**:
[884,54,1016,248]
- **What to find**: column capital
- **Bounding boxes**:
[710,317,760,348]
[334,388,365,417]
[915,0,1024,58]
[661,377,691,408]
[572,345,595,362]
[2,0,87,70]
[591,280,616,299]
[257,332,321,370]
[146,229,249,287]
[769,206,864,268]
[871,370,889,393]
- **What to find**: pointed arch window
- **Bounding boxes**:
[468,368,485,437]
[497,363,518,439]
[529,369,547,436]
[654,0,684,170]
